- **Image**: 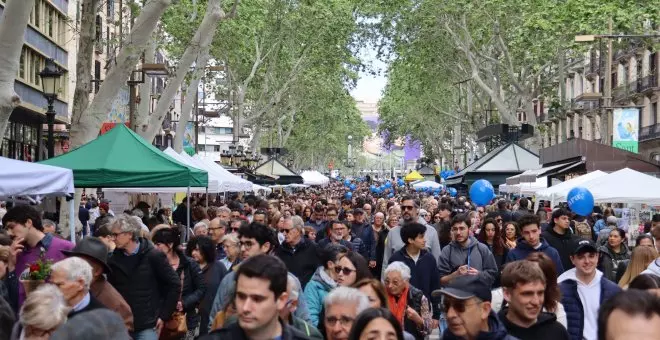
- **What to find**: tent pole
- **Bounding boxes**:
[68,197,76,245]
[186,187,191,245]
[205,187,209,208]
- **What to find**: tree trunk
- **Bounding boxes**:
[69,0,172,150]
[141,0,224,142]
[173,47,211,152]
[0,0,36,140]
[136,37,157,130]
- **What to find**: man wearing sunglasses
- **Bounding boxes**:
[275,216,320,288]
[436,277,517,340]
[382,197,442,276]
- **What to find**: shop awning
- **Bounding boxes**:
[518,160,581,183]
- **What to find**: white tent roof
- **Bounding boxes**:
[534,170,608,205]
[191,154,254,192]
[500,176,548,196]
[0,157,75,198]
[252,184,272,194]
[412,180,442,189]
[581,168,660,205]
[301,170,330,186]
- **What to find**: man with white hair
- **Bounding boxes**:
[194,222,209,236]
[50,257,107,318]
[216,206,231,222]
[275,216,320,288]
[323,286,370,340]
[280,275,323,339]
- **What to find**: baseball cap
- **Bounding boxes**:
[433,276,492,302]
[572,239,598,255]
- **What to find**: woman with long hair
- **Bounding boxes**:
[598,228,631,281]
[302,206,313,222]
[152,228,206,337]
[618,245,658,288]
[335,251,372,287]
[185,236,226,337]
[477,218,507,268]
[501,221,520,250]
[353,279,389,309]
[348,308,405,340]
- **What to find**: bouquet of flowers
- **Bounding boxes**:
[19,248,52,294]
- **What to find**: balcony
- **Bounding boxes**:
[639,75,659,95]
[640,123,660,142]
[612,80,642,103]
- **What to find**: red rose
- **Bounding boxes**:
[30,264,40,272]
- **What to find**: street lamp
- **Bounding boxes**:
[344,134,357,173]
[39,58,65,159]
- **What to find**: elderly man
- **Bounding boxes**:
[384,262,431,338]
[194,222,209,236]
[62,236,134,331]
[216,207,231,222]
[42,219,58,235]
[275,216,320,288]
[363,211,388,278]
[208,217,227,260]
[437,276,516,340]
[50,257,107,318]
[108,214,180,340]
[323,286,370,340]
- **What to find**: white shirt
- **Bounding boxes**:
[559,268,602,340]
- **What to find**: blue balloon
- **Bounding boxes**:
[388,193,394,198]
[350,183,357,190]
[344,179,351,186]
[397,179,405,186]
[370,185,376,192]
[345,192,353,199]
[469,179,494,206]
[375,188,382,194]
[385,181,392,188]
[567,187,594,216]
[448,187,457,197]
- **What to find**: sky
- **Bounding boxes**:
[350,45,388,104]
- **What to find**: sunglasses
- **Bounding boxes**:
[402,205,415,211]
[441,299,480,313]
[281,228,293,234]
[334,266,356,275]
[230,227,240,232]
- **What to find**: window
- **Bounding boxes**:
[107,0,115,18]
[95,15,102,42]
[34,0,41,28]
[47,7,54,37]
[32,55,41,86]
[0,121,38,161]
[653,102,658,126]
[18,48,26,79]
[214,145,220,152]
[94,61,101,93]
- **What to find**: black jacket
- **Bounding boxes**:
[498,309,569,340]
[176,253,206,328]
[199,261,227,336]
[443,311,519,340]
[541,228,582,271]
[108,238,181,332]
[68,295,107,319]
[200,318,311,340]
[275,238,320,288]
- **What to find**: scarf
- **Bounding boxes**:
[388,285,409,326]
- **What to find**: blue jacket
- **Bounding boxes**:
[389,248,441,319]
[559,272,621,340]
[303,266,337,327]
[505,238,565,274]
[362,225,378,261]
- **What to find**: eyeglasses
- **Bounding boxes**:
[325,315,354,327]
[239,241,254,249]
[281,228,293,234]
[230,227,240,232]
[208,226,224,231]
[442,299,481,313]
[420,213,428,217]
[496,218,503,223]
[401,205,415,211]
[334,266,356,275]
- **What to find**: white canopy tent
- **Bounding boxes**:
[192,155,254,192]
[301,170,330,186]
[412,180,443,190]
[581,168,660,205]
[534,170,608,207]
[500,176,548,196]
[252,184,272,194]
[0,157,77,242]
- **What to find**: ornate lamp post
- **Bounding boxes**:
[39,58,65,159]
[344,135,357,175]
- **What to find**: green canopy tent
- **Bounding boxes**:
[40,124,207,188]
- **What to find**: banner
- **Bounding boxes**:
[612,108,639,153]
[183,122,196,155]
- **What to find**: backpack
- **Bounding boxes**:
[573,220,593,240]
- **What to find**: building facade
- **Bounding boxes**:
[538,42,659,165]
[0,0,72,161]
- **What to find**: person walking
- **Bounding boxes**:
[505,214,564,274]
[542,209,582,272]
[275,216,320,288]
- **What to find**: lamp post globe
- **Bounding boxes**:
[39,58,64,159]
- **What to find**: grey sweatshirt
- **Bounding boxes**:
[437,236,498,287]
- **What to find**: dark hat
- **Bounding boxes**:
[135,201,151,210]
[62,237,112,274]
[572,239,598,255]
[354,208,365,215]
[592,206,603,215]
[433,276,492,302]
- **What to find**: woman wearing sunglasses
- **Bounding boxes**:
[335,251,372,287]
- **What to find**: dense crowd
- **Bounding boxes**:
[0,180,659,340]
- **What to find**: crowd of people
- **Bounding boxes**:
[0,179,660,340]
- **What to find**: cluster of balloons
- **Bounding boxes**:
[440,170,457,180]
[448,187,458,197]
[469,179,495,206]
[567,186,594,216]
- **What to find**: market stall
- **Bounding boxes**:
[301,170,330,186]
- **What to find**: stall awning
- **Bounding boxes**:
[518,160,581,183]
